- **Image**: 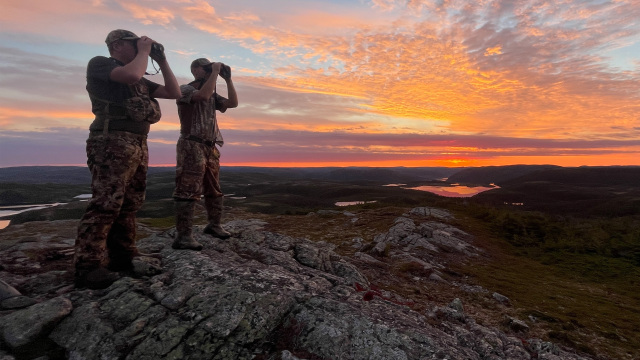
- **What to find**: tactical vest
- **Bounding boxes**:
[90,81,161,135]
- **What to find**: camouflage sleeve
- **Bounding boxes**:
[178,84,196,105]
[87,56,119,82]
[215,93,228,113]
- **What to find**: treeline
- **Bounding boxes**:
[468,205,640,266]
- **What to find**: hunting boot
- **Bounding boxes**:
[203,196,231,239]
[75,267,120,290]
[172,200,203,250]
[108,213,162,272]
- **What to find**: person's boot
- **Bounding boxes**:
[108,240,163,273]
[203,196,231,239]
[108,249,163,276]
[172,200,203,250]
[75,267,120,290]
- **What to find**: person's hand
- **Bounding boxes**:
[220,64,231,80]
[210,62,222,75]
[150,42,166,62]
[136,36,153,56]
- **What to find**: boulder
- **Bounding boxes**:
[0,296,72,349]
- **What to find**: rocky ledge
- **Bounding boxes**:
[0,207,593,359]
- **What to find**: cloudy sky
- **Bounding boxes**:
[1,0,639,168]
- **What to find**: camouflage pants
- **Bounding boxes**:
[173,137,223,201]
[74,132,148,271]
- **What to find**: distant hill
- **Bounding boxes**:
[501,166,640,187]
[313,167,458,183]
[446,165,561,185]
[216,166,460,184]
[0,166,178,185]
[0,166,459,185]
[0,166,459,206]
[0,166,93,184]
[472,166,640,217]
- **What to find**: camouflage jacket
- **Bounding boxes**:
[177,82,229,146]
[86,56,161,135]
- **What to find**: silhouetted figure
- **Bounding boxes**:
[172,58,238,250]
[74,29,180,289]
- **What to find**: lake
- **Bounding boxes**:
[0,194,91,230]
[2,184,497,230]
[407,183,497,197]
[334,183,497,206]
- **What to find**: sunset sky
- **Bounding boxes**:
[1,0,639,168]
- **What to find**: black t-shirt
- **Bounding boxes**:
[86,56,160,134]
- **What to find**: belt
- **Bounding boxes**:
[185,135,216,147]
[91,116,150,136]
[90,130,147,140]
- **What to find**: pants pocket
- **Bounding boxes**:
[174,169,203,200]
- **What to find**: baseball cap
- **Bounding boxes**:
[105,29,140,45]
[191,58,213,68]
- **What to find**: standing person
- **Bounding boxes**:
[74,29,181,289]
[172,58,238,250]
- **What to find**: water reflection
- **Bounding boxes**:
[335,201,377,207]
[0,199,79,230]
[407,184,497,197]
[0,203,67,230]
[334,183,497,207]
[0,203,66,218]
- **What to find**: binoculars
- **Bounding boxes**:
[150,43,165,60]
[205,63,231,79]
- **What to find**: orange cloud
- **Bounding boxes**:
[484,45,502,56]
[0,107,93,131]
[191,2,639,142]
[118,2,175,26]
[1,0,639,168]
[0,107,89,120]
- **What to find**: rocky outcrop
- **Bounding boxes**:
[0,209,593,359]
[367,207,480,284]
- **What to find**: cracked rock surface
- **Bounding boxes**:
[0,209,593,360]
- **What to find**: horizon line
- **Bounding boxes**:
[2,164,639,169]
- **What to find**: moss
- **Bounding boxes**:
[382,243,392,257]
[395,261,432,277]
[139,216,175,230]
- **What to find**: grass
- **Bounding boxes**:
[451,211,640,359]
[138,216,175,230]
[467,256,640,358]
